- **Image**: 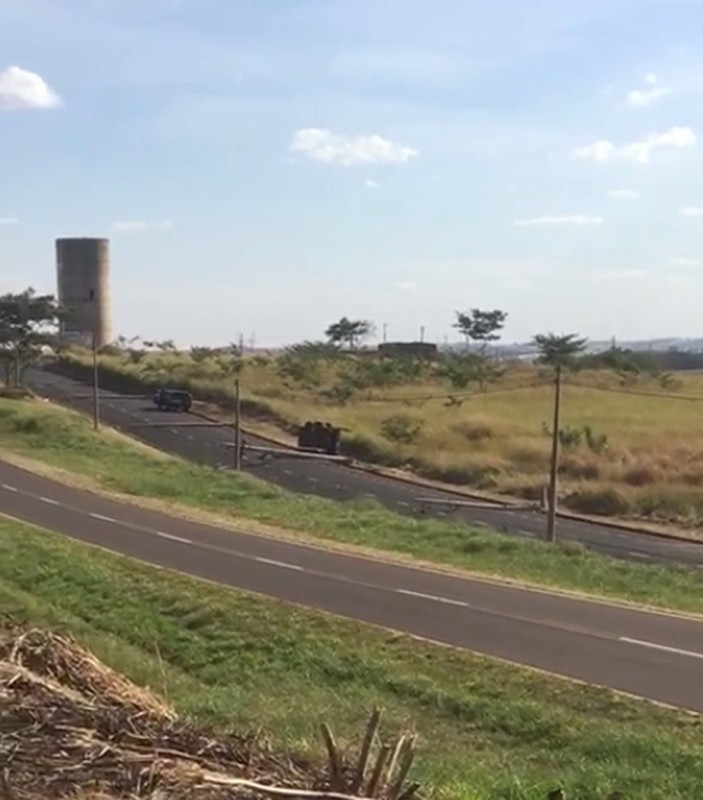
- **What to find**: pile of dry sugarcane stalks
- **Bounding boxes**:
[0,626,421,800]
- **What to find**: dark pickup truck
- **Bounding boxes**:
[153,388,193,412]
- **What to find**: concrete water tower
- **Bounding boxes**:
[56,237,112,348]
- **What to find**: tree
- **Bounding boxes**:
[325,317,374,350]
[0,288,61,386]
[453,309,508,350]
[531,332,587,368]
[530,332,588,544]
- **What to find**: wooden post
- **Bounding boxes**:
[234,378,242,470]
[546,363,562,543]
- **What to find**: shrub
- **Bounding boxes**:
[559,455,601,481]
[451,419,495,442]
[635,487,703,522]
[622,465,660,487]
[563,488,633,517]
[381,414,423,444]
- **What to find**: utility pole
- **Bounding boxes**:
[546,363,562,543]
[420,325,425,343]
[382,323,388,343]
[88,289,100,431]
[234,378,242,470]
[91,328,100,431]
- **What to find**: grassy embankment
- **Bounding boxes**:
[3,515,703,800]
[53,348,703,527]
[2,394,703,614]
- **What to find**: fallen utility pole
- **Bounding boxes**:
[414,496,538,512]
[223,442,353,465]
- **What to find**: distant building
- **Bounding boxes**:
[378,341,438,358]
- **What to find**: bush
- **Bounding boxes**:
[622,465,660,487]
[559,455,601,481]
[563,488,633,517]
[451,419,495,442]
[635,487,703,522]
[381,414,424,444]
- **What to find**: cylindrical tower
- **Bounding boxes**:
[56,237,112,348]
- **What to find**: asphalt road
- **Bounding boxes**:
[2,457,703,712]
[25,368,703,568]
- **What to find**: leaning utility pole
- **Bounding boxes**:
[546,364,562,543]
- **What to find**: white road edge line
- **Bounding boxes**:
[255,557,304,572]
[156,531,193,545]
[396,588,469,608]
[620,637,703,660]
[90,513,116,523]
[39,496,60,506]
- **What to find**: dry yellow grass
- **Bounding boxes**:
[53,351,703,525]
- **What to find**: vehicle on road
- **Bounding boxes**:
[153,388,193,412]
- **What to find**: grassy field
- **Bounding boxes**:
[2,516,703,800]
[3,394,703,614]
[52,348,703,527]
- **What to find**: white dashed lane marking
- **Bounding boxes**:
[396,588,469,608]
[255,557,304,571]
[156,531,193,545]
[620,637,703,660]
[90,513,116,523]
[39,496,59,506]
[1,484,18,492]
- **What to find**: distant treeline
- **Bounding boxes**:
[582,348,703,373]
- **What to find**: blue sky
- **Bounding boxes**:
[2,0,703,346]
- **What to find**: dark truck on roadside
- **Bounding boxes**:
[153,387,193,412]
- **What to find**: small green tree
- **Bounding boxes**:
[325,317,374,350]
[531,332,588,544]
[0,288,62,386]
[532,332,587,368]
[453,309,508,351]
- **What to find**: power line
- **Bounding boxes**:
[359,380,553,404]
[563,380,703,403]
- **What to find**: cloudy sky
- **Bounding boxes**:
[2,0,703,346]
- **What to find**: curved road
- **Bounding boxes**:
[26,368,703,567]
[2,457,703,712]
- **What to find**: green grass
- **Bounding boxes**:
[2,516,703,800]
[2,395,703,616]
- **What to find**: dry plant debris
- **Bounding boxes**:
[0,627,421,800]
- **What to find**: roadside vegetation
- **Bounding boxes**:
[4,286,703,527]
[51,320,703,529]
[3,395,703,614]
[3,515,703,800]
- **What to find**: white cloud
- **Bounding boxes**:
[0,217,19,225]
[589,269,647,280]
[112,219,174,232]
[680,207,703,217]
[289,128,418,166]
[608,189,640,199]
[0,65,61,110]
[626,75,672,108]
[364,179,379,189]
[513,215,603,227]
[670,257,701,267]
[391,280,420,293]
[574,127,695,164]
